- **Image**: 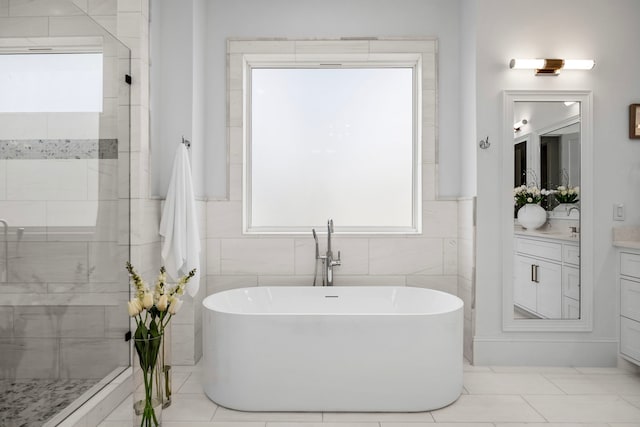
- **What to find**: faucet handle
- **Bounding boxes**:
[331,251,342,266]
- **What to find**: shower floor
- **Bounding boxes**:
[0,378,98,427]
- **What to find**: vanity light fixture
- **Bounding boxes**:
[513,119,528,131]
[509,58,595,76]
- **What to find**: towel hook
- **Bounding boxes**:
[181,136,191,149]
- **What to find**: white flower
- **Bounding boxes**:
[127,299,142,317]
[157,294,168,312]
[561,190,568,196]
[557,185,566,191]
[574,186,580,193]
[168,297,183,315]
[142,292,154,309]
[527,197,533,203]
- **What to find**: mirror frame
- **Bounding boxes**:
[502,90,593,332]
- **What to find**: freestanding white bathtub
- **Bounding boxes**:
[202,286,463,412]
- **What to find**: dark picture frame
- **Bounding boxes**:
[630,104,640,139]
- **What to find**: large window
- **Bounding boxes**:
[244,55,422,233]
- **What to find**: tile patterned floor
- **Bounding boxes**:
[99,361,640,427]
[0,378,98,427]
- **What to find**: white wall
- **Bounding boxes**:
[474,0,640,365]
[203,0,462,199]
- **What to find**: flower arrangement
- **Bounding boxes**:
[126,262,196,427]
[550,185,579,204]
[513,185,550,207]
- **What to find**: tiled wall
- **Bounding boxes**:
[206,39,460,299]
[457,197,476,361]
[0,0,131,380]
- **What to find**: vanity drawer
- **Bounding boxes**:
[621,278,640,322]
[621,252,640,279]
[563,243,580,266]
[621,317,640,364]
[515,237,562,261]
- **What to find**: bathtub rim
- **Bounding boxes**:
[202,285,464,316]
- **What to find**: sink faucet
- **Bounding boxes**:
[567,206,580,217]
[311,219,341,286]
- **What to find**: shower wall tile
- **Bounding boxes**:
[0,0,7,16]
[46,112,100,140]
[206,239,221,276]
[49,15,109,37]
[422,163,437,201]
[258,275,314,286]
[228,127,243,165]
[369,238,443,275]
[8,0,84,16]
[0,17,48,37]
[0,337,59,378]
[105,302,129,338]
[172,323,196,365]
[13,306,105,338]
[7,160,88,201]
[46,201,98,227]
[9,241,88,283]
[0,201,46,227]
[88,241,128,283]
[88,160,119,201]
[0,306,13,337]
[228,163,242,201]
[221,239,294,275]
[88,0,117,16]
[0,159,5,200]
[0,113,47,139]
[331,275,407,286]
[92,14,116,35]
[0,282,47,294]
[59,337,128,379]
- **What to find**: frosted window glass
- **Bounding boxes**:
[0,53,103,112]
[249,67,417,231]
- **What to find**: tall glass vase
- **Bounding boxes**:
[160,325,172,408]
[133,334,163,427]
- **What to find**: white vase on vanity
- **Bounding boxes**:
[517,204,547,230]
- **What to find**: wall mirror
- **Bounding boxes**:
[502,90,593,332]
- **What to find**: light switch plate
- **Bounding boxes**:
[614,203,625,221]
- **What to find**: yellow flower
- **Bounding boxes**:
[127,299,142,317]
[142,292,154,310]
[168,297,183,315]
[157,294,168,312]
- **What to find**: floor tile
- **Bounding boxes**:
[430,395,545,422]
[103,395,132,421]
[268,423,379,427]
[382,423,491,427]
[178,373,207,394]
[464,372,565,395]
[323,411,433,422]
[546,373,640,395]
[164,423,265,427]
[162,394,218,422]
[495,423,608,427]
[574,367,632,375]
[213,407,322,422]
[523,394,640,423]
[171,371,191,392]
[622,394,640,409]
[490,366,580,374]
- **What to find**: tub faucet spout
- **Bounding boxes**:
[325,219,341,286]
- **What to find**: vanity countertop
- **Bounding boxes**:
[514,226,579,243]
[613,226,640,249]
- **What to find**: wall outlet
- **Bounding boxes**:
[613,203,625,221]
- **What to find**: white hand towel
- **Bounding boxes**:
[159,143,201,296]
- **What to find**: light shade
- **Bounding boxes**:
[514,119,528,131]
[509,58,595,76]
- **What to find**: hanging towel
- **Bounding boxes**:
[159,143,201,297]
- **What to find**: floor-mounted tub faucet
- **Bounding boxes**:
[311,219,341,286]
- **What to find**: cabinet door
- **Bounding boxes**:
[514,254,537,313]
[562,296,580,319]
[562,265,580,301]
[536,258,562,319]
[621,317,640,363]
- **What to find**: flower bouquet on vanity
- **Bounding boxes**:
[126,262,196,427]
[513,184,550,230]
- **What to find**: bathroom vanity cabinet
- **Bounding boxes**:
[619,250,640,365]
[514,233,579,319]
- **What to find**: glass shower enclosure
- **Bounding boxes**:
[0,1,131,425]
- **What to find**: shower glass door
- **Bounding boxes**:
[0,2,131,425]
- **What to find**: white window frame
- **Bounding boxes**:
[242,53,423,234]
